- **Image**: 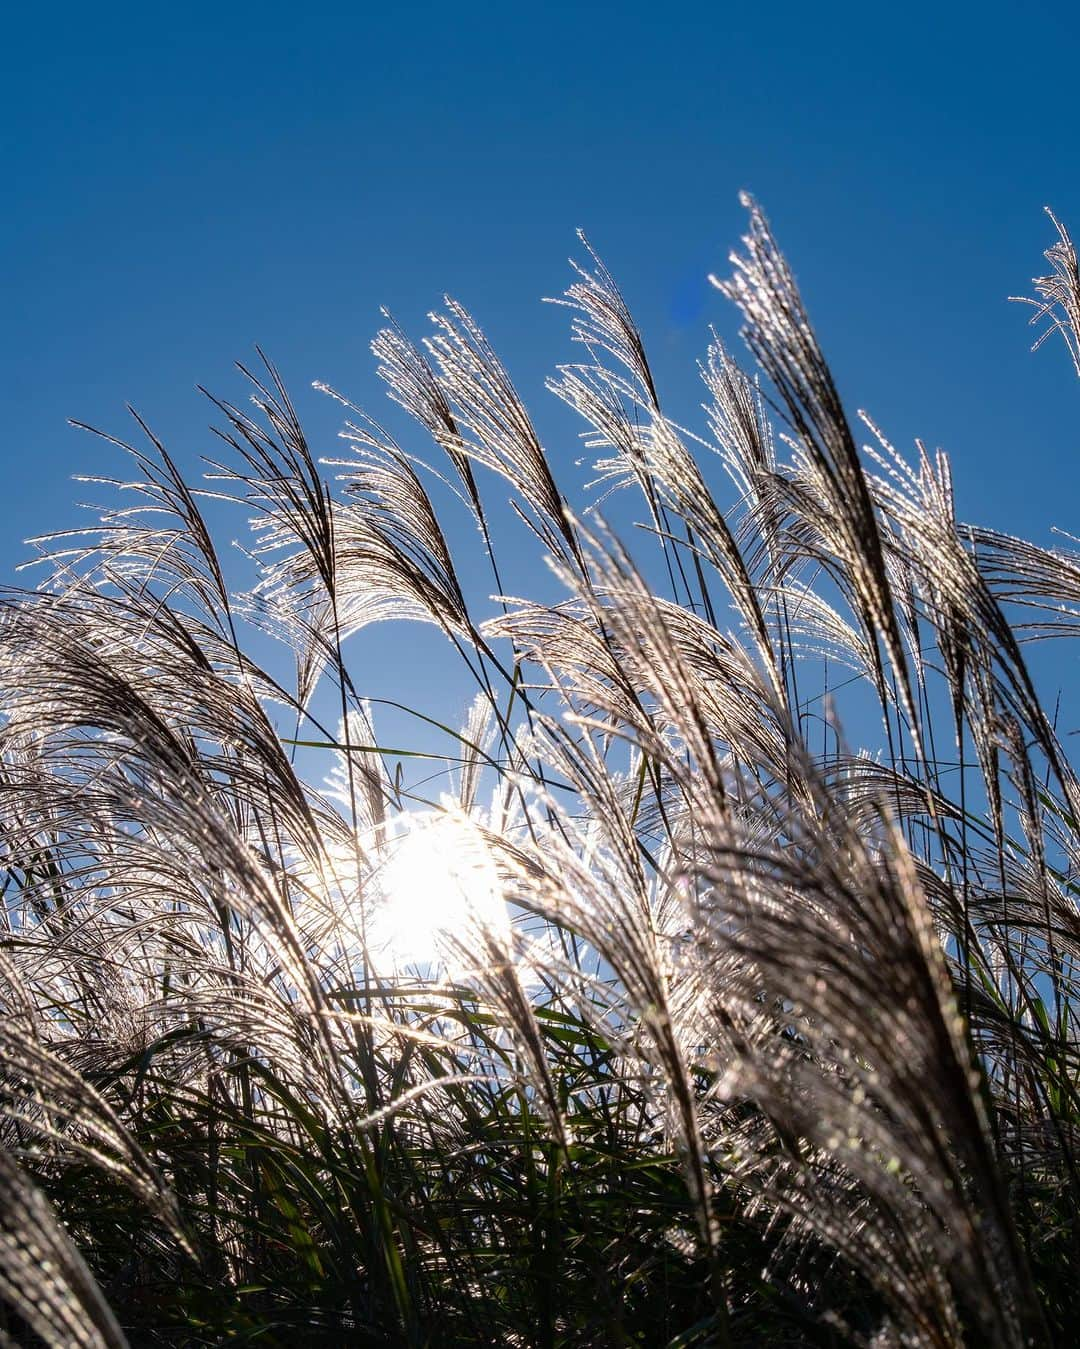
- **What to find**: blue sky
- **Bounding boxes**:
[3,0,1080,745]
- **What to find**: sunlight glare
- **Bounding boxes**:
[370,808,507,970]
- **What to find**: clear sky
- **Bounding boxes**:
[3,0,1080,740]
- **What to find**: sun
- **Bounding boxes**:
[367,807,507,971]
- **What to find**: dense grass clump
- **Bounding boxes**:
[1,200,1079,1346]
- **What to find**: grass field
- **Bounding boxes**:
[1,199,1078,1346]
